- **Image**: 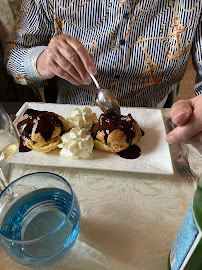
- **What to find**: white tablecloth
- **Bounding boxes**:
[0,108,202,270]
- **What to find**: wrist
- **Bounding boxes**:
[24,46,47,81]
[37,48,55,79]
[36,50,46,77]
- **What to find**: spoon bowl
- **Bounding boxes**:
[90,74,121,117]
[96,90,121,117]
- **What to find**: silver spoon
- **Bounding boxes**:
[90,74,121,117]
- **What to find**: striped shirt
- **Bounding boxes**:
[4,0,202,107]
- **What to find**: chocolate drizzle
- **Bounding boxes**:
[17,109,63,152]
[92,113,136,145]
[117,144,141,159]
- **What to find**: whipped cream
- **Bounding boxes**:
[58,127,94,159]
[66,107,97,130]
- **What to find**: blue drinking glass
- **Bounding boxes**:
[0,172,81,267]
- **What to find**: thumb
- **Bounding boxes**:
[170,99,193,126]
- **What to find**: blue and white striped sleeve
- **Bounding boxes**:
[4,0,53,86]
[192,15,202,96]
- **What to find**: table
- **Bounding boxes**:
[0,108,201,270]
[2,102,24,116]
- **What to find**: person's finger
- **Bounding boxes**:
[52,47,86,84]
[57,42,92,84]
[167,103,202,144]
[44,41,84,85]
[170,99,193,126]
[52,60,81,85]
[64,34,97,74]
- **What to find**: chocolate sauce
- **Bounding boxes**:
[92,113,136,145]
[140,128,145,136]
[19,137,32,152]
[117,144,141,159]
[91,113,145,160]
[17,109,63,152]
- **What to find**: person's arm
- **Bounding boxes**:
[166,16,202,154]
[4,0,96,87]
[4,0,53,86]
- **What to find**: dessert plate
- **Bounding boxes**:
[12,102,173,175]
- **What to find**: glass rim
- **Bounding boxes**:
[0,172,75,244]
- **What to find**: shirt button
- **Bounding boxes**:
[114,74,120,79]
[123,12,129,19]
[119,39,125,46]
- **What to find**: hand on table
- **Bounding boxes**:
[166,95,202,154]
[37,34,96,85]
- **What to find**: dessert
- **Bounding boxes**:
[66,107,97,130]
[16,106,144,160]
[58,127,94,159]
[57,107,96,159]
[17,109,69,152]
[91,113,144,155]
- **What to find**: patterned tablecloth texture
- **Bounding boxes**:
[0,108,201,270]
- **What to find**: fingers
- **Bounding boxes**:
[52,47,84,85]
[53,34,96,84]
[57,39,92,84]
[53,61,82,86]
[37,34,97,85]
[64,34,96,74]
[170,99,193,126]
[167,96,202,149]
[42,46,82,85]
[166,118,201,144]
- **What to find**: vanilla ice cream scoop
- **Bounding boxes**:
[58,127,94,159]
[67,107,97,130]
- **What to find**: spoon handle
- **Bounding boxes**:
[90,74,100,90]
